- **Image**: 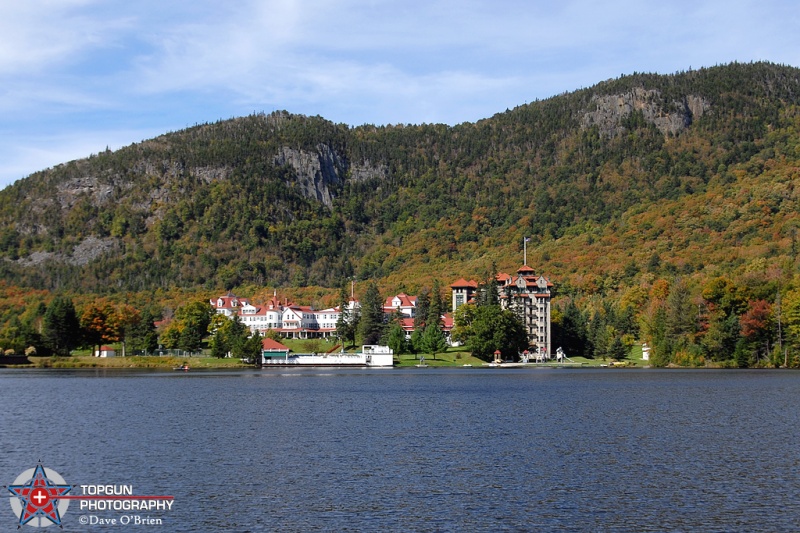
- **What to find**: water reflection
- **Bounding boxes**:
[1,369,799,531]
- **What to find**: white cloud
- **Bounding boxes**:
[1,0,799,188]
[0,128,163,188]
[0,0,131,76]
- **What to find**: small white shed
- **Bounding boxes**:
[95,346,116,358]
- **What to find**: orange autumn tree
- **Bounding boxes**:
[739,299,773,363]
[80,303,120,356]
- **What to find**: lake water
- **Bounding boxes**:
[1,367,799,532]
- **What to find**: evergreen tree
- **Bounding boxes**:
[240,330,263,364]
[227,314,248,356]
[409,328,423,355]
[210,332,227,359]
[666,278,697,341]
[421,323,447,359]
[336,283,357,348]
[477,262,500,308]
[734,337,752,368]
[414,287,430,331]
[701,312,740,361]
[385,321,407,357]
[609,336,627,361]
[428,280,445,328]
[128,308,159,354]
[42,295,80,356]
[553,300,588,357]
[587,311,606,359]
[649,306,670,367]
[358,281,384,345]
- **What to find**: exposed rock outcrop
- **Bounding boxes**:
[193,166,232,184]
[349,160,389,182]
[56,176,115,209]
[582,88,710,137]
[273,144,346,208]
[15,236,119,267]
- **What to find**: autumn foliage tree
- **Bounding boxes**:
[80,303,120,356]
[740,300,772,354]
[159,301,213,352]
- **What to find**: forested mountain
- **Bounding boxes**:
[2,61,800,365]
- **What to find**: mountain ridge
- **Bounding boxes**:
[1,61,799,301]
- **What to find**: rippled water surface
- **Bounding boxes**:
[2,368,800,531]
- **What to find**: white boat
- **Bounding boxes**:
[262,345,394,367]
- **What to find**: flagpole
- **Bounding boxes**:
[524,237,527,266]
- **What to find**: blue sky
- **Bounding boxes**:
[1,0,798,189]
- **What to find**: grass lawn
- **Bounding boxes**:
[395,348,486,367]
[392,345,652,368]
[278,338,343,353]
[19,343,650,369]
[26,355,251,369]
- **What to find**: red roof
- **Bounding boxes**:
[451,278,478,288]
[384,293,417,308]
[261,338,290,351]
[442,313,454,331]
[211,293,251,310]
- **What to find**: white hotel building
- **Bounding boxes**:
[211,292,357,339]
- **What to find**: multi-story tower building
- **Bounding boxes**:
[450,279,478,313]
[451,266,553,358]
[497,265,553,357]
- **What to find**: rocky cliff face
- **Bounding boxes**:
[274,144,346,208]
[349,160,389,182]
[273,145,388,207]
[55,176,116,208]
[582,88,710,136]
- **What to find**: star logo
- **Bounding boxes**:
[7,463,72,528]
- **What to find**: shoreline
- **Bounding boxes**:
[1,355,790,370]
[1,355,252,370]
